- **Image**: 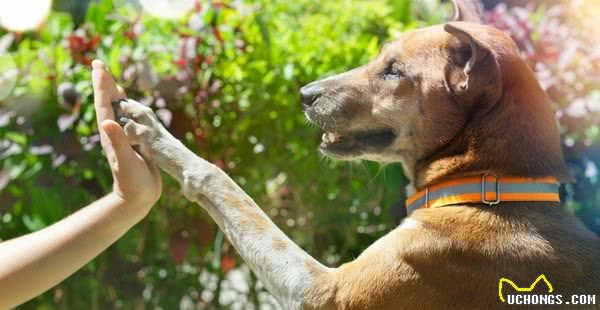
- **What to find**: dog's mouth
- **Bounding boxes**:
[319,128,396,156]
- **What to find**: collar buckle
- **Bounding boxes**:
[481,174,500,205]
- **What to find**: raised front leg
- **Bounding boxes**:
[111,98,427,309]
[112,99,330,308]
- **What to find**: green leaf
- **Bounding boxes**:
[39,12,74,42]
[22,214,46,232]
[86,0,113,33]
[5,132,27,145]
[388,0,412,23]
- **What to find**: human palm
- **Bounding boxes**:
[91,60,162,208]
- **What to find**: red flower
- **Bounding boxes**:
[67,34,100,53]
[125,30,136,40]
[174,58,187,68]
[66,33,101,65]
[220,254,236,273]
[67,34,87,53]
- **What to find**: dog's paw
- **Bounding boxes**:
[111,98,163,151]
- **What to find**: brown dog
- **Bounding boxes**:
[111,0,600,308]
[299,4,600,309]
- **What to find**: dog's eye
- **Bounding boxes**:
[382,64,404,81]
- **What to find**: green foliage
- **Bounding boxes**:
[0,0,453,308]
[1,0,597,308]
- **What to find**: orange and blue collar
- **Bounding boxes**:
[405,175,560,214]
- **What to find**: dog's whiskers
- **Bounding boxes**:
[362,163,384,191]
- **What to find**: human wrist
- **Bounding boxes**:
[105,192,153,223]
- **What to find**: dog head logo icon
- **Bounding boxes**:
[498,274,554,302]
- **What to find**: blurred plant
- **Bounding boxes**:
[0,0,451,308]
[1,0,598,308]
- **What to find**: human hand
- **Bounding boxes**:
[91,60,162,211]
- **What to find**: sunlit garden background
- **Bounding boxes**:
[0,0,598,308]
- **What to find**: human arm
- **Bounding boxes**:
[0,60,161,309]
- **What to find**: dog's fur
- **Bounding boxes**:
[112,1,600,308]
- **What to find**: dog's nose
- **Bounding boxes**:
[300,82,323,108]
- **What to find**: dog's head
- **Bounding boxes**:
[302,1,571,185]
[302,22,501,163]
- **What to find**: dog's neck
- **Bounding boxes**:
[408,61,571,191]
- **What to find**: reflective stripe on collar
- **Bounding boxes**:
[405,175,560,214]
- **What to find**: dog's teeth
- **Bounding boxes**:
[327,132,336,143]
[322,132,342,144]
[333,132,341,142]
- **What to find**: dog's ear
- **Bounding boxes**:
[443,23,496,96]
[451,0,484,23]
